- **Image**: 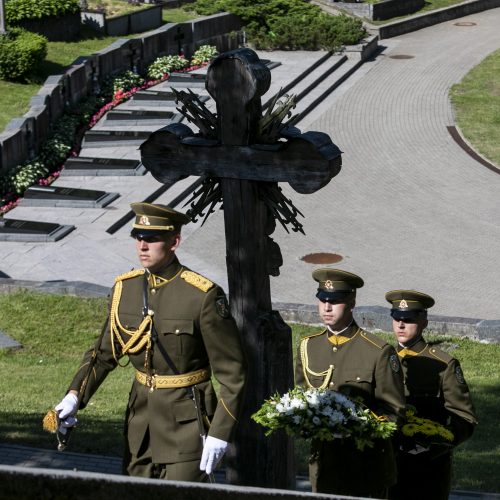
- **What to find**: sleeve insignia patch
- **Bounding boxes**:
[455,365,466,384]
[390,354,401,373]
[216,296,231,318]
[181,270,214,292]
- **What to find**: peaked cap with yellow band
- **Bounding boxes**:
[130,202,191,237]
[385,290,435,320]
[312,268,364,301]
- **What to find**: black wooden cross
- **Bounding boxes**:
[140,48,342,488]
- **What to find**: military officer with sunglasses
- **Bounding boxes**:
[54,203,246,481]
[386,290,477,500]
[295,268,406,498]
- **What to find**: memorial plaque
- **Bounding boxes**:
[21,186,119,208]
[82,130,151,147]
[0,219,75,242]
[131,89,177,101]
[169,72,206,82]
[105,109,176,121]
[167,79,206,89]
[62,157,146,176]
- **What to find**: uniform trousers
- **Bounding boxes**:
[123,427,207,482]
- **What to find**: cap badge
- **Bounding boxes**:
[139,216,151,226]
[324,280,334,290]
[399,299,408,309]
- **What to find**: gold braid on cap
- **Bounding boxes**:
[110,270,152,365]
[300,336,334,389]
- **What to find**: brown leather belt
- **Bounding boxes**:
[135,367,211,390]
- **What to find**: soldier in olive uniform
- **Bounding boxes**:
[386,290,477,500]
[55,203,246,481]
[295,268,406,498]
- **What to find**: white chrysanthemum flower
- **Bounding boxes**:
[276,403,285,413]
[291,397,306,410]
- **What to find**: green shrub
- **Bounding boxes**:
[193,0,366,50]
[5,0,80,23]
[191,45,219,66]
[147,55,190,80]
[0,28,48,81]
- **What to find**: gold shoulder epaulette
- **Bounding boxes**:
[427,345,452,364]
[181,270,214,292]
[360,330,387,350]
[115,268,145,283]
[302,329,327,341]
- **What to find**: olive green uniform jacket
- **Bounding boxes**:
[389,338,477,500]
[295,322,406,497]
[68,257,246,467]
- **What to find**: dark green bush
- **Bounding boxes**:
[193,0,365,50]
[5,0,80,23]
[0,28,48,81]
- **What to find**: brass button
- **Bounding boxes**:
[329,382,334,387]
[175,329,180,334]
[151,288,157,294]
[356,376,361,381]
[332,347,338,352]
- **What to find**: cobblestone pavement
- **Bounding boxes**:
[180,9,500,320]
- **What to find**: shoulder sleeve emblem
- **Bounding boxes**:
[390,354,401,373]
[455,365,466,384]
[181,270,214,292]
[115,268,145,283]
[216,295,231,318]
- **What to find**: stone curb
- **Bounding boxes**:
[1,279,498,343]
[364,0,500,39]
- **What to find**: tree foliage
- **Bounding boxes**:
[5,0,80,23]
[193,0,366,50]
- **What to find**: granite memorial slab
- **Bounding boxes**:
[62,157,146,176]
[20,186,119,208]
[130,91,209,107]
[0,219,75,242]
[105,109,178,122]
[82,130,151,147]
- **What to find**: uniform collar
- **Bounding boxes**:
[147,256,183,287]
[326,321,358,346]
[397,337,427,358]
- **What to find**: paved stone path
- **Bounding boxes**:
[0,11,499,321]
[180,9,500,320]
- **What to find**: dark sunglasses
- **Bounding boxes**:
[131,234,165,244]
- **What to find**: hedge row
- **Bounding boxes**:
[193,0,366,50]
[5,0,80,23]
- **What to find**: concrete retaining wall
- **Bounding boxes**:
[330,0,424,20]
[0,465,348,500]
[81,5,163,36]
[374,0,500,38]
[0,13,242,174]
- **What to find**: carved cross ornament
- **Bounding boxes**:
[140,48,342,232]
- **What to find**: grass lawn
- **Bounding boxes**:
[450,48,500,168]
[86,0,151,17]
[0,290,499,492]
[0,7,200,132]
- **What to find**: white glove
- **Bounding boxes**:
[200,436,229,474]
[55,393,79,424]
